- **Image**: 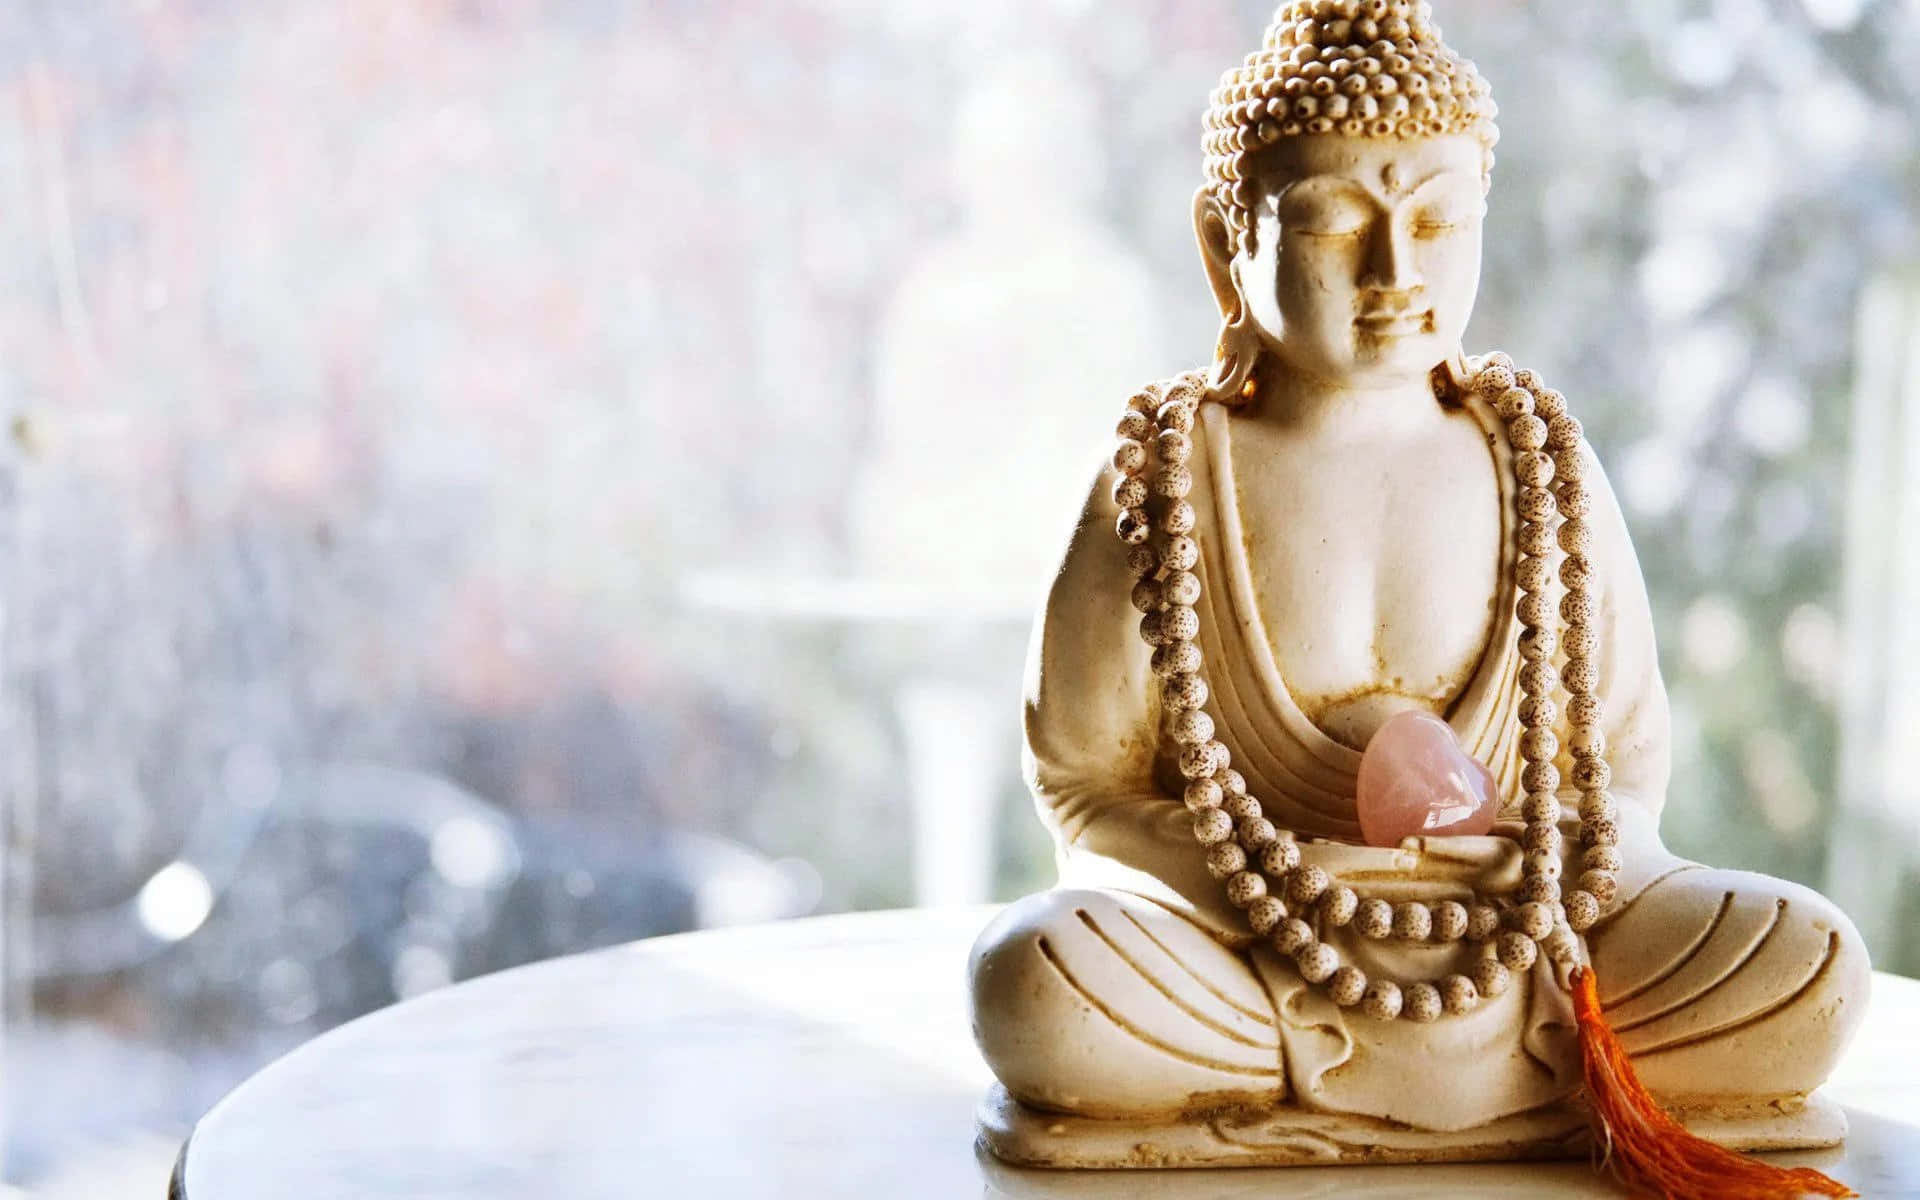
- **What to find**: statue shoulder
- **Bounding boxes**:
[1059,371,1212,552]
[1077,369,1215,512]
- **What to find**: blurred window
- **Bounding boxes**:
[2,1,1917,1192]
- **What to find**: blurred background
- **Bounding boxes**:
[1,0,1918,1193]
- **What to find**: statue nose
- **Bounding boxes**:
[1361,221,1425,294]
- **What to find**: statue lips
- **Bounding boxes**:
[1355,710,1500,847]
[1355,308,1434,339]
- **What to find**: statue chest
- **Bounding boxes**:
[1224,415,1504,740]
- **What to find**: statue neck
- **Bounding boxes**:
[1242,358,1450,440]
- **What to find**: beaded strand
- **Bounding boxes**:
[1109,356,1620,1021]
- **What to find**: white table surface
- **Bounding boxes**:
[174,907,1920,1199]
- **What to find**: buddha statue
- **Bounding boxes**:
[968,0,1871,1182]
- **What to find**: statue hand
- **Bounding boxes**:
[1397,834,1525,893]
[1300,834,1524,895]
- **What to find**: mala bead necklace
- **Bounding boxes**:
[1107,355,1858,1200]
[1109,353,1615,1022]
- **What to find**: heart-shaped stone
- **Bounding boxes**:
[1355,710,1498,847]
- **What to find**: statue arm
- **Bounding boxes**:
[1023,458,1248,940]
[1562,446,1673,818]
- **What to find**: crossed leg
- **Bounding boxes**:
[1589,862,1871,1105]
[972,861,1869,1126]
[968,888,1285,1119]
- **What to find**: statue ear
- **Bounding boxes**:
[1192,188,1241,324]
[1193,188,1258,407]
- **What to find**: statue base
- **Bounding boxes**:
[976,1085,1847,1169]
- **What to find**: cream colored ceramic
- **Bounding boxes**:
[967,2,1870,1170]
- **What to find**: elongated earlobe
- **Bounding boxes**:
[1195,190,1260,408]
[1209,274,1260,408]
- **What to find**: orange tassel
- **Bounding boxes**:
[1570,966,1855,1199]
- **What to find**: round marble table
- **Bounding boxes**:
[172,908,1920,1199]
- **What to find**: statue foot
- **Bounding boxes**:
[976,1085,1849,1169]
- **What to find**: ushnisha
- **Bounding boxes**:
[970,5,1867,1196]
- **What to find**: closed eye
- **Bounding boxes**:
[1408,194,1485,238]
[1276,184,1374,239]
[1286,206,1371,238]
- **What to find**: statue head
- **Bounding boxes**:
[1196,1,1499,400]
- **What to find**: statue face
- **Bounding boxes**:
[1240,134,1487,390]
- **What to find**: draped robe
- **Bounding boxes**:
[972,383,1868,1130]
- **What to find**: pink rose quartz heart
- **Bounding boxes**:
[1355,710,1498,847]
